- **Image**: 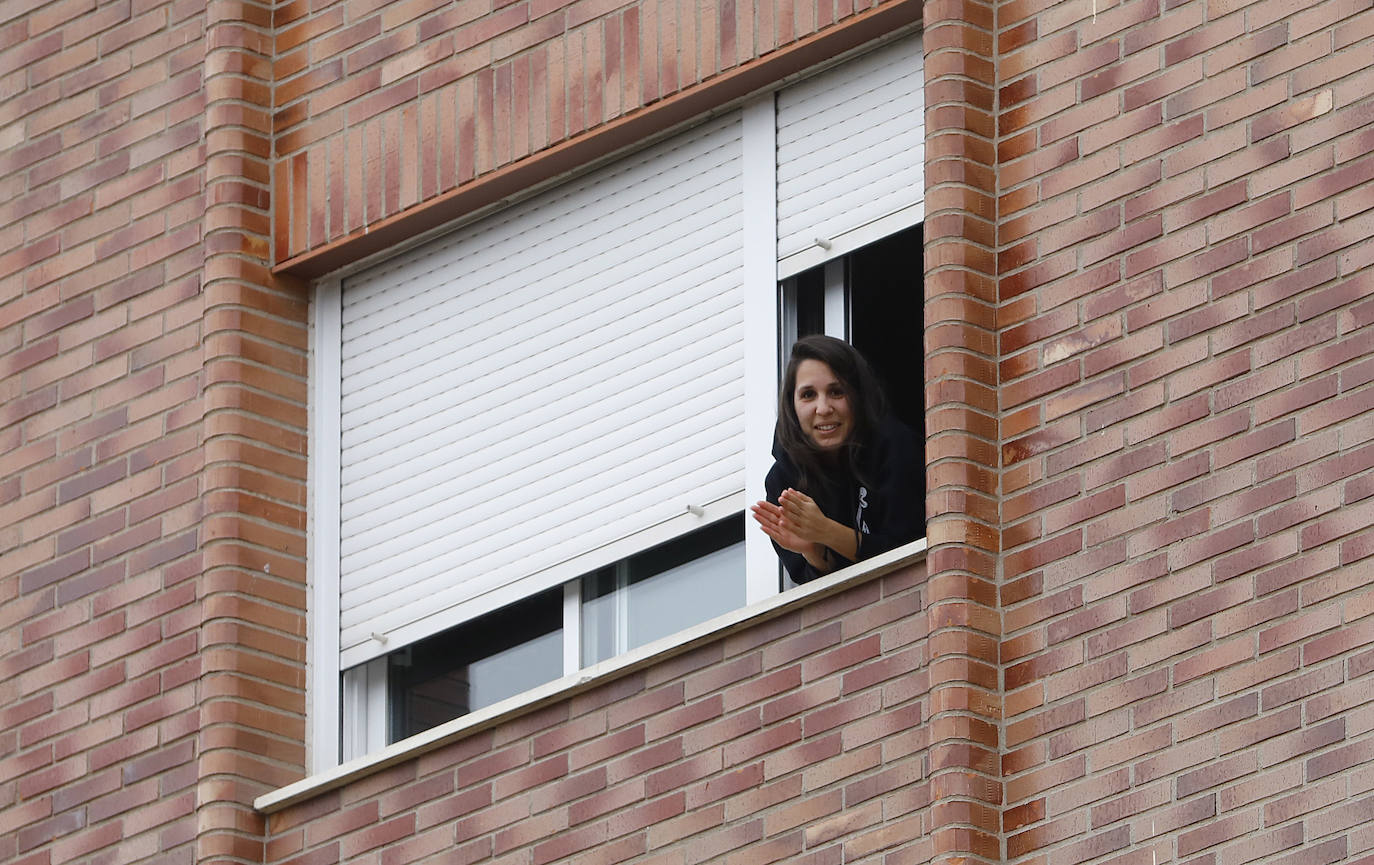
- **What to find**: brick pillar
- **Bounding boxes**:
[198,1,309,861]
[923,0,1003,862]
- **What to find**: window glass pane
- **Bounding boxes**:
[580,566,620,666]
[583,518,746,665]
[627,540,744,649]
[467,628,564,708]
[387,588,562,742]
[795,268,826,341]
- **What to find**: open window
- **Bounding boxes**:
[782,224,926,439]
[778,222,926,589]
[312,30,926,769]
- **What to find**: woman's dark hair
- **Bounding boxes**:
[775,335,889,494]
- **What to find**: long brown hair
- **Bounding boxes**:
[774,335,888,496]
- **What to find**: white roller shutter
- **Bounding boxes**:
[776,32,925,277]
[338,112,746,669]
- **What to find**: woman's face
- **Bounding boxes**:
[793,359,852,451]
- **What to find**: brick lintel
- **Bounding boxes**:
[272,0,923,280]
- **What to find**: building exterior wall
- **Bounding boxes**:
[921,5,1002,865]
[271,0,924,265]
[1,0,1372,864]
[996,3,1374,865]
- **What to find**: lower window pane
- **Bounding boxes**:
[387,588,563,742]
[582,518,746,666]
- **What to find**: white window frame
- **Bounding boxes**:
[308,278,344,771]
[741,96,780,607]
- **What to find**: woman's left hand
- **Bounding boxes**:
[777,489,830,544]
[779,489,859,563]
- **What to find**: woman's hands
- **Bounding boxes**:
[750,489,859,574]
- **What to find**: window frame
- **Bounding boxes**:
[308,277,345,770]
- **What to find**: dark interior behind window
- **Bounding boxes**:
[848,222,925,444]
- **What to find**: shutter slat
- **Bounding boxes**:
[341,418,744,614]
[342,133,743,340]
[342,229,742,437]
[341,342,744,543]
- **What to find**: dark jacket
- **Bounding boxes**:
[764,416,923,584]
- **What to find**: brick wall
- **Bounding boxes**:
[6,0,1374,862]
[200,0,311,861]
[1,1,308,864]
[923,1,1003,865]
[263,563,932,865]
[997,0,1374,864]
[1,2,211,863]
[270,0,923,266]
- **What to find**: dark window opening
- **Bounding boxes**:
[792,265,826,344]
[788,221,926,521]
[848,223,925,442]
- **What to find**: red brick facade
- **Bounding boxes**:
[922,2,1002,865]
[3,0,1373,862]
[996,1,1374,863]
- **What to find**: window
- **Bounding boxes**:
[778,222,926,589]
[311,30,926,770]
[786,223,926,449]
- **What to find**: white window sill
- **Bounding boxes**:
[254,538,928,814]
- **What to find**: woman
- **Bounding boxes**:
[751,335,922,584]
